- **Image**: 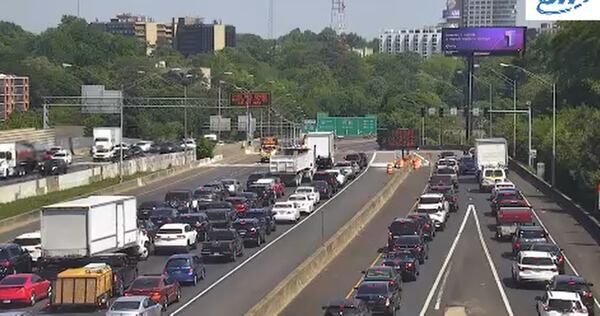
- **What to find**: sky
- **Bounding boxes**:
[0,0,532,39]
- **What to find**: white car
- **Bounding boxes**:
[51,149,72,164]
[334,161,356,180]
[295,186,320,204]
[536,291,589,316]
[287,194,314,214]
[512,251,559,286]
[272,202,301,222]
[222,179,242,196]
[181,138,197,149]
[13,231,41,262]
[437,158,458,172]
[325,169,346,186]
[154,223,198,252]
[416,193,449,230]
[134,141,153,152]
[492,180,515,194]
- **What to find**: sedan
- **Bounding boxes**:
[354,281,401,315]
[0,274,51,306]
[361,266,402,289]
[163,254,205,286]
[106,295,162,316]
[124,275,181,311]
[50,150,72,165]
[381,250,420,282]
[548,275,595,316]
[272,202,300,223]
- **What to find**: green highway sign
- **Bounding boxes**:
[314,113,377,136]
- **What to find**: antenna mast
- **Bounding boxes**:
[330,0,346,34]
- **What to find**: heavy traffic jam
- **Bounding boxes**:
[323,138,595,316]
[0,132,378,315]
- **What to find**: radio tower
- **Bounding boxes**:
[330,0,346,34]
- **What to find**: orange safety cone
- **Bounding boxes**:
[398,159,405,168]
[387,163,394,175]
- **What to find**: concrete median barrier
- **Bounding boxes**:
[246,167,411,316]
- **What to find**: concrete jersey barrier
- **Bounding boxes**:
[246,167,411,316]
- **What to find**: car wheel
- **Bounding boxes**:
[200,268,206,280]
[192,274,198,286]
[162,298,168,311]
[29,292,36,306]
[175,289,181,303]
[46,286,52,299]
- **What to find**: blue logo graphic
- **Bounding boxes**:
[537,0,591,15]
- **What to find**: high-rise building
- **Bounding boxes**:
[379,28,442,57]
[175,19,236,56]
[462,0,517,27]
[0,74,29,122]
[443,0,463,27]
[95,14,171,55]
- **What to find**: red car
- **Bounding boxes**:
[0,273,51,306]
[124,275,181,310]
[226,197,250,213]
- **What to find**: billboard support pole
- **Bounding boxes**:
[467,53,474,143]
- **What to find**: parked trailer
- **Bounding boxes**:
[269,147,316,187]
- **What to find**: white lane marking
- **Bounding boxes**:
[472,205,514,316]
[170,152,379,315]
[520,194,600,310]
[434,261,453,310]
[419,204,472,316]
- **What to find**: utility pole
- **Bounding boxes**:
[489,83,493,137]
[119,85,124,183]
[513,80,517,158]
[184,85,188,164]
[217,81,222,141]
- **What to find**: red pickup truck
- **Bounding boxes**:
[495,206,533,240]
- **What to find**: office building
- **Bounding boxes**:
[350,47,374,57]
[96,14,171,55]
[379,28,442,57]
[175,19,236,56]
[0,74,29,122]
[462,0,517,26]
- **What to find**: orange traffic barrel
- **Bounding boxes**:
[387,163,394,175]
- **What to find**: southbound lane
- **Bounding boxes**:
[0,139,381,316]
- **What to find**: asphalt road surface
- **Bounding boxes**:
[0,138,383,316]
[284,150,600,316]
[0,156,100,187]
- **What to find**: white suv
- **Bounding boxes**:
[273,202,301,222]
[536,291,589,316]
[287,194,314,214]
[154,223,198,253]
[416,193,449,231]
[512,251,559,286]
[13,231,41,262]
[295,186,320,205]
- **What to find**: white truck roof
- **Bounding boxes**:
[44,195,135,209]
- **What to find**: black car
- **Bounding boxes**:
[202,182,229,198]
[388,218,424,243]
[138,219,159,241]
[459,156,477,175]
[239,192,259,208]
[406,214,435,241]
[316,156,334,170]
[201,229,244,262]
[314,172,339,192]
[548,275,595,315]
[359,152,369,168]
[322,299,372,316]
[246,172,268,188]
[245,184,275,207]
[177,213,212,242]
[381,250,420,282]
[193,187,222,202]
[148,208,179,227]
[361,266,402,289]
[164,190,194,209]
[239,208,276,234]
[439,151,456,159]
[313,180,333,199]
[0,243,32,279]
[232,218,267,247]
[126,146,145,158]
[137,201,166,220]
[388,235,428,264]
[197,201,234,212]
[354,281,400,315]
[39,159,68,176]
[344,153,364,170]
[90,253,138,296]
[159,142,180,154]
[204,208,237,229]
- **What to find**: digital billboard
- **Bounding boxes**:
[442,27,526,56]
[442,0,461,19]
[229,91,271,106]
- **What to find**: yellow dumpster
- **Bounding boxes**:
[51,263,113,310]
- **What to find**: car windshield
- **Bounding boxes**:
[53,153,66,157]
[519,230,545,239]
[111,301,141,310]
[288,196,306,201]
[521,257,553,265]
[166,258,190,268]
[554,280,589,292]
[365,269,392,278]
[210,231,235,240]
[205,212,226,220]
[429,175,452,184]
[420,197,441,204]
[274,204,293,209]
[14,237,40,246]
[384,252,414,260]
[313,174,330,181]
[0,276,26,286]
[296,188,312,193]
[131,278,160,289]
[436,168,455,175]
[165,192,188,200]
[158,228,183,234]
[345,154,360,161]
[150,209,174,217]
[389,221,417,233]
[547,299,581,312]
[393,236,420,245]
[222,180,235,185]
[95,137,109,142]
[530,244,560,253]
[356,283,387,295]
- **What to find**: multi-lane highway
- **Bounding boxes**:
[0,156,100,186]
[0,138,389,316]
[284,150,600,316]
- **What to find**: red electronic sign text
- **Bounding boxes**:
[229,91,271,106]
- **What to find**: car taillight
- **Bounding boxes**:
[543,304,549,311]
[0,261,11,268]
[513,241,520,249]
[583,291,593,298]
[415,246,422,251]
[123,292,132,296]
[556,255,563,263]
[389,281,395,286]
[155,235,161,239]
[424,224,430,229]
[250,227,257,233]
[150,291,161,299]
[405,262,413,268]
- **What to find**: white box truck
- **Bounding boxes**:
[92,127,121,161]
[40,195,138,259]
[304,132,335,168]
[474,138,508,170]
[269,147,316,186]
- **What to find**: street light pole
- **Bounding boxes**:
[528,105,532,168]
[489,83,493,137]
[119,85,124,183]
[552,83,557,186]
[184,85,188,164]
[513,80,517,158]
[246,92,251,147]
[217,81,222,141]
